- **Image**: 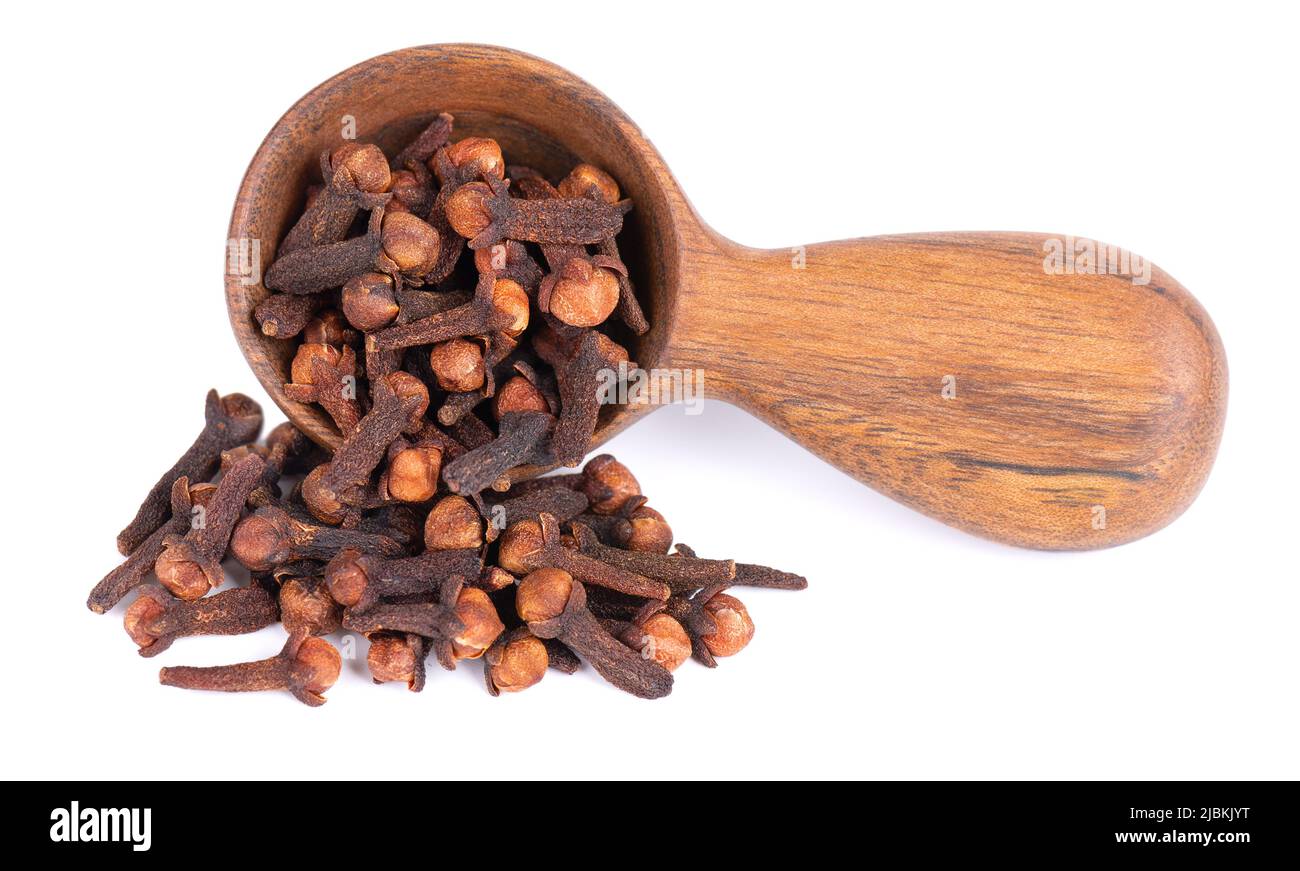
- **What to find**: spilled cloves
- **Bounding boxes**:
[94,94,809,708]
[517,567,672,699]
[154,453,267,601]
[498,512,670,601]
[159,634,342,707]
[229,503,405,573]
[117,391,263,555]
[89,478,200,613]
[323,546,482,610]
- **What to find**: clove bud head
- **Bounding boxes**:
[547,259,620,328]
[492,278,530,337]
[289,636,343,699]
[331,142,392,193]
[323,548,370,607]
[487,632,548,693]
[154,548,215,601]
[583,455,641,515]
[625,613,692,672]
[342,272,399,332]
[302,464,347,525]
[701,593,755,657]
[559,163,620,203]
[230,512,292,573]
[384,371,431,430]
[493,375,550,420]
[424,495,484,551]
[385,445,443,503]
[291,343,342,386]
[428,338,486,392]
[442,136,505,181]
[123,593,168,651]
[516,567,576,624]
[368,633,420,687]
[445,181,493,239]
[280,579,342,637]
[452,587,505,660]
[303,310,358,346]
[381,212,440,277]
[497,519,544,575]
[625,506,673,554]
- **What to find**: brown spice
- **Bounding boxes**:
[117,391,262,555]
[159,634,342,707]
[483,628,549,695]
[154,453,267,600]
[516,567,672,699]
[125,585,279,658]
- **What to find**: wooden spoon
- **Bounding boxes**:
[227,44,1227,550]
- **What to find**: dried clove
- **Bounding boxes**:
[279,576,342,637]
[159,634,342,707]
[442,411,554,496]
[571,523,735,594]
[498,513,670,600]
[392,112,454,170]
[342,600,463,641]
[560,164,649,335]
[279,144,391,254]
[365,270,517,353]
[265,206,387,294]
[485,484,588,531]
[341,272,399,331]
[89,478,199,613]
[117,391,263,555]
[284,343,362,435]
[367,632,428,691]
[323,547,481,609]
[423,495,484,550]
[124,584,279,657]
[230,503,405,573]
[609,608,693,673]
[446,174,631,250]
[154,453,267,600]
[516,568,672,699]
[662,582,757,668]
[483,627,549,695]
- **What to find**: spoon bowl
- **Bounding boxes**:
[228,44,1227,550]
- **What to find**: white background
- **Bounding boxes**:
[2,2,1296,780]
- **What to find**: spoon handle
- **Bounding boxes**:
[668,230,1227,549]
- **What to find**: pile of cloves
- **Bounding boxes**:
[89,115,805,704]
[90,392,805,704]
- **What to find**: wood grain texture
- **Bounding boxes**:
[665,231,1227,549]
[227,44,1227,550]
